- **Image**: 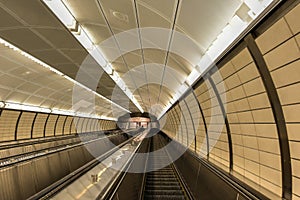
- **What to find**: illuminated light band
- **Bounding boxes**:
[0,37,130,115]
[2,101,117,121]
[42,0,144,113]
[158,0,278,118]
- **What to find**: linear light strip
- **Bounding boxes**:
[42,0,144,113]
[159,0,278,119]
[0,37,130,114]
[1,101,117,121]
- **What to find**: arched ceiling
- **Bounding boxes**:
[0,0,279,118]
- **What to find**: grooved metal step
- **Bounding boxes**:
[144,155,186,199]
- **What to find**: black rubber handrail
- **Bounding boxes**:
[0,132,123,169]
[138,137,151,200]
[0,134,75,150]
[0,129,120,150]
[0,133,102,161]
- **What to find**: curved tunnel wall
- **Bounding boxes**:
[0,109,117,142]
[161,2,300,200]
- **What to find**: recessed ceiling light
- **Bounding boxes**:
[110,9,129,23]
[22,71,32,76]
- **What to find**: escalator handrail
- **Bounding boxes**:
[138,137,151,200]
[0,133,122,169]
[27,135,136,200]
[101,137,149,200]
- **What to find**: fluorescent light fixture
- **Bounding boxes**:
[178,83,189,95]
[100,115,117,121]
[0,37,130,113]
[43,0,76,29]
[75,112,117,121]
[0,101,5,108]
[117,79,126,91]
[90,47,107,67]
[73,26,94,50]
[197,0,278,76]
[52,109,75,116]
[102,63,113,75]
[111,71,120,82]
[5,102,52,113]
[3,102,117,121]
[42,0,144,113]
[186,67,201,86]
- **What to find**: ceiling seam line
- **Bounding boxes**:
[157,0,181,105]
[133,0,152,111]
[95,0,146,111]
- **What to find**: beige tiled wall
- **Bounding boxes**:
[64,116,73,135]
[0,110,20,141]
[17,112,35,139]
[55,115,66,136]
[256,3,300,199]
[0,110,117,142]
[214,48,281,196]
[32,113,48,138]
[45,114,58,137]
[162,3,300,198]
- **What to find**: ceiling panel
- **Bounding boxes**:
[143,49,166,64]
[137,0,177,22]
[147,84,161,105]
[83,23,111,44]
[31,49,73,65]
[60,49,89,65]
[167,53,193,75]
[0,28,52,51]
[0,6,22,28]
[99,0,137,33]
[0,0,63,27]
[176,0,241,50]
[122,51,143,70]
[137,3,172,29]
[32,28,84,50]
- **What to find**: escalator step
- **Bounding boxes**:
[146,181,180,186]
[147,175,176,178]
[145,190,184,195]
[144,194,186,200]
[146,184,181,190]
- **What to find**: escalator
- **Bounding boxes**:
[142,135,190,200]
